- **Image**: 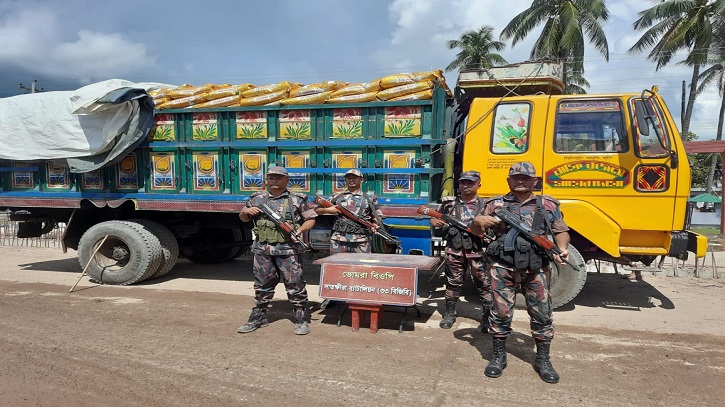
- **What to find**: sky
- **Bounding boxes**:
[0,0,722,139]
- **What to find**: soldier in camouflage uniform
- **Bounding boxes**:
[429,170,492,330]
[315,169,382,309]
[237,166,317,335]
[473,162,570,384]
[316,169,382,254]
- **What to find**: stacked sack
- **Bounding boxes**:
[151,70,451,110]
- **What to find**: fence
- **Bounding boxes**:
[0,211,65,248]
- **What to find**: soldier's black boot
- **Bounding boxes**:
[292,307,310,335]
[484,337,507,378]
[237,307,269,333]
[534,341,560,384]
[439,300,457,329]
[480,304,491,333]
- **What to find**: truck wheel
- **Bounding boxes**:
[130,219,179,279]
[548,244,587,309]
[77,221,163,285]
[182,228,244,264]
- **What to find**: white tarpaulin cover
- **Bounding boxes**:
[0,79,169,173]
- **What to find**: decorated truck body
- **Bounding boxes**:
[0,62,707,307]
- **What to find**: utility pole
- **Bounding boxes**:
[19,80,44,93]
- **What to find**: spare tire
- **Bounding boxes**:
[130,219,180,279]
[77,220,163,285]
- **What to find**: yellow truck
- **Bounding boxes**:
[451,61,707,307]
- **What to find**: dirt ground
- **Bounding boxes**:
[1,246,724,407]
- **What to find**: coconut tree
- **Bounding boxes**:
[629,0,725,137]
[499,0,610,93]
[697,14,725,193]
[445,25,508,72]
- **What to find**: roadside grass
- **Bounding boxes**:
[692,227,720,237]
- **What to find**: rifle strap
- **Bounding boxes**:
[533,195,554,237]
[363,192,384,228]
[287,196,298,233]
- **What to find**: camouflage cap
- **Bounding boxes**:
[459,170,480,181]
[508,161,537,177]
[267,166,288,176]
[345,169,363,177]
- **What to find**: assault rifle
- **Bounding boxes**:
[313,195,400,245]
[494,208,578,269]
[416,206,484,238]
[258,203,311,251]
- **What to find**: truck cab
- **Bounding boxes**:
[450,62,707,305]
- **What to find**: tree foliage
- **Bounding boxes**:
[445,26,507,72]
[499,0,610,93]
[629,0,725,136]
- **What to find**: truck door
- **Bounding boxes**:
[542,95,682,257]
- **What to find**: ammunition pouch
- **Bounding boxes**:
[485,229,548,270]
[332,217,368,235]
[447,227,482,251]
[254,218,288,244]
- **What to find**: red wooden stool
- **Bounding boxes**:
[347,303,384,333]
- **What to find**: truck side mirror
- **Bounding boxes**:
[634,99,650,137]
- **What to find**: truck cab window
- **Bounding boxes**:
[554,100,626,153]
[490,102,531,154]
[630,97,669,158]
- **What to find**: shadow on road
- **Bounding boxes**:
[454,328,537,365]
[558,272,675,312]
[19,257,80,273]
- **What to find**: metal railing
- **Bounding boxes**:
[0,211,66,248]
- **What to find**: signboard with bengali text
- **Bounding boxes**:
[319,263,417,306]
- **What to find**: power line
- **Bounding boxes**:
[18,80,44,94]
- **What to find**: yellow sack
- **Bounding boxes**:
[202,83,254,101]
[238,90,288,106]
[242,81,295,98]
[152,97,171,107]
[379,70,443,88]
[193,95,242,108]
[167,84,218,99]
[411,70,444,82]
[289,81,347,98]
[156,94,207,109]
[330,80,383,98]
[149,88,175,99]
[377,80,434,101]
[280,90,333,105]
[388,89,433,101]
[326,91,379,104]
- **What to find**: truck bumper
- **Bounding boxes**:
[688,231,708,258]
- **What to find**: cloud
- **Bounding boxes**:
[372,0,533,86]
[0,4,155,84]
[49,30,155,83]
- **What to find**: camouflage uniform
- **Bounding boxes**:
[437,196,492,306]
[481,192,568,341]
[481,161,566,383]
[246,190,317,308]
[328,189,382,254]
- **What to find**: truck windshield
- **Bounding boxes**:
[553,99,627,153]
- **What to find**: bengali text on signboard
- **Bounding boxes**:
[319,263,417,306]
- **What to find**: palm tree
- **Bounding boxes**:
[697,12,725,193]
[629,0,724,137]
[445,26,507,72]
[565,63,591,94]
[500,0,610,93]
